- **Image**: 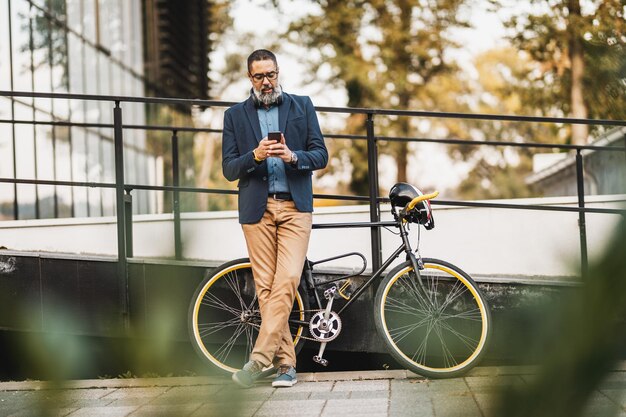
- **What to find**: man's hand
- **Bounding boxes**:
[265,133,293,163]
[254,137,279,161]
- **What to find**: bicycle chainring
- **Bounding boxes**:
[309,311,342,342]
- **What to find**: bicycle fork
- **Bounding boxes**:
[400,222,429,295]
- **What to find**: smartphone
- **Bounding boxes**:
[268,131,282,143]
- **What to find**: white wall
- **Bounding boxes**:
[1,195,623,281]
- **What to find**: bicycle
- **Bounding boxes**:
[188,183,492,379]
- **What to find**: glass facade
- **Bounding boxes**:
[0,0,157,220]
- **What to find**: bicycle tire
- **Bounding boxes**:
[374,258,491,378]
[188,258,309,374]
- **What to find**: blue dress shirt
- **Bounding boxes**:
[257,105,290,194]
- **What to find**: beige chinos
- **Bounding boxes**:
[242,197,312,367]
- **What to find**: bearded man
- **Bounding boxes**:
[221,49,328,388]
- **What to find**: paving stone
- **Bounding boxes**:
[599,388,626,407]
[63,398,117,408]
[105,396,154,407]
[37,389,116,401]
[349,389,389,399]
[269,390,311,401]
[600,372,626,382]
[256,399,325,416]
[425,379,468,393]
[102,387,169,400]
[321,398,388,415]
[389,393,432,406]
[599,379,626,390]
[431,395,481,417]
[308,391,350,400]
[464,375,524,392]
[2,392,76,411]
[5,408,78,417]
[471,393,499,417]
[65,406,139,417]
[390,379,432,393]
[148,395,205,406]
[388,401,434,417]
[129,403,203,417]
[284,382,333,393]
[580,393,625,417]
[146,385,229,406]
[332,379,389,392]
[190,401,263,417]
[160,385,223,397]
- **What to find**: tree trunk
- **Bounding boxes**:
[568,0,588,145]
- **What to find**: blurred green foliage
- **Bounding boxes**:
[494,219,626,416]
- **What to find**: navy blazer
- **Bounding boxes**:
[222,92,328,224]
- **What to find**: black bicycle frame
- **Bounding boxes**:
[303,217,423,317]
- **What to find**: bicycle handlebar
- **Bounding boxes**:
[406,191,439,211]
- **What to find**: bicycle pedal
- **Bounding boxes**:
[313,355,329,367]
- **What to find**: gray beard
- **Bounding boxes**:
[253,85,283,106]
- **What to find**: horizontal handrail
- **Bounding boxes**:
[3,90,626,127]
[1,176,622,215]
[1,118,623,153]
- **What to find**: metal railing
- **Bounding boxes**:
[1,90,626,326]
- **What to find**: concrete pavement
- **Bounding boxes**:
[0,366,625,417]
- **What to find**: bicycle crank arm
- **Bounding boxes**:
[323,287,336,321]
[313,342,329,366]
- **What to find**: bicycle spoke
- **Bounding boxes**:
[433,323,459,368]
[201,291,241,316]
[438,281,469,312]
[437,319,480,352]
[212,324,244,363]
[384,295,431,318]
[388,319,429,343]
[399,272,433,313]
[425,273,441,310]
[440,308,483,322]
[411,317,437,364]
[214,322,249,363]
[244,322,256,355]
[224,271,247,312]
[198,316,242,338]
[389,325,418,344]
[245,293,259,312]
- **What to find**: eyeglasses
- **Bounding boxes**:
[249,70,279,82]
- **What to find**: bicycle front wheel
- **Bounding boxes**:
[188,258,309,374]
[375,258,491,378]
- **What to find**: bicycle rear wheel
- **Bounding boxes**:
[374,258,491,378]
[188,258,309,373]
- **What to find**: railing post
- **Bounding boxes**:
[575,149,588,278]
[114,101,129,330]
[172,130,182,260]
[366,112,382,271]
[124,190,133,258]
